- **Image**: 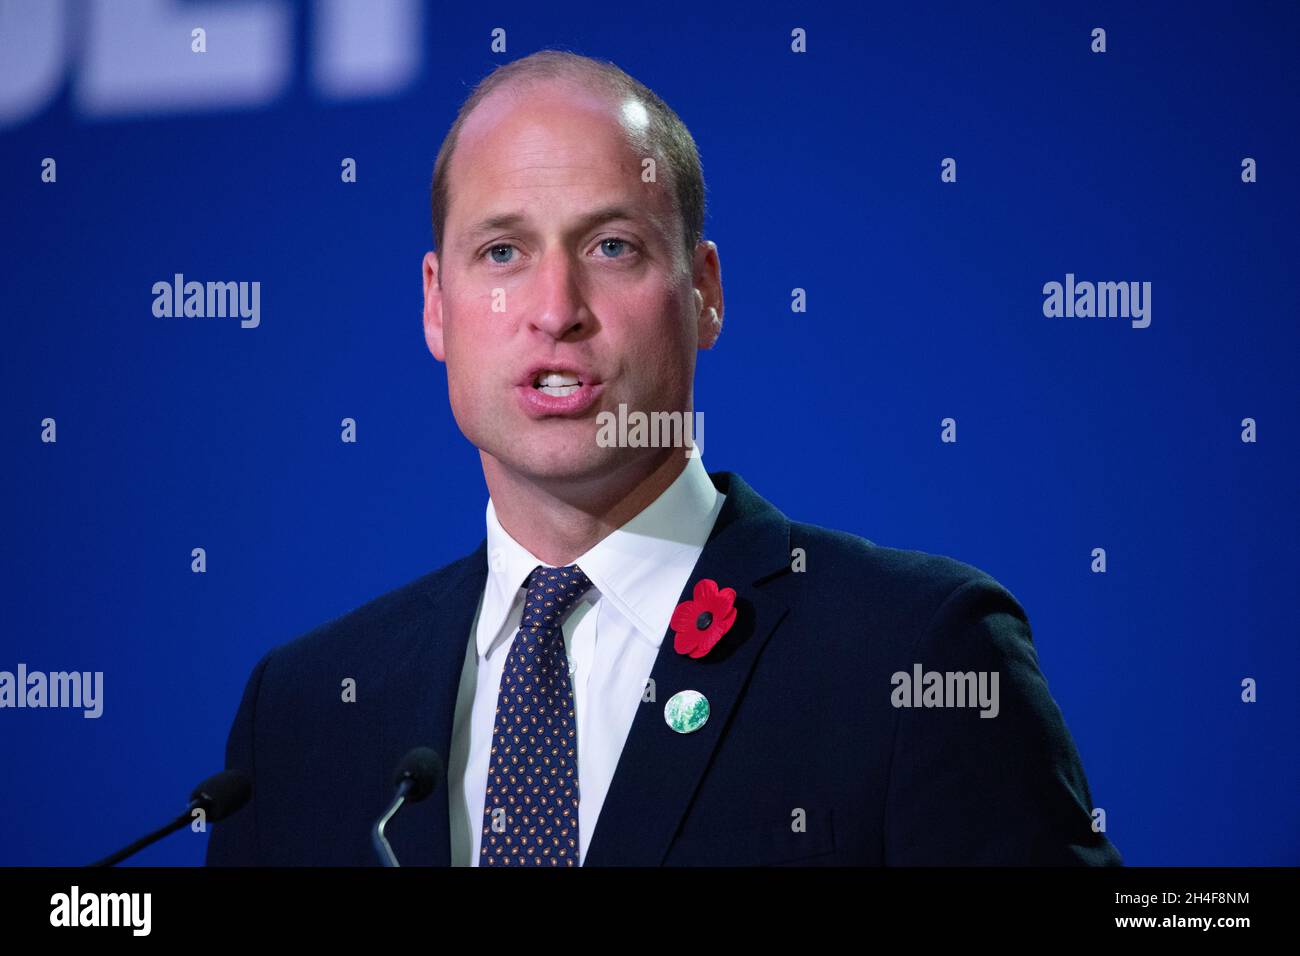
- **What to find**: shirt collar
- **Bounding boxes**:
[477,453,724,659]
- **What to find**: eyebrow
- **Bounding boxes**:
[460,204,662,247]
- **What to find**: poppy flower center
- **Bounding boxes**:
[696,611,713,630]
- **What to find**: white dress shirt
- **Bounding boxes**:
[447,453,725,866]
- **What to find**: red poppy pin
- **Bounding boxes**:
[670,578,738,658]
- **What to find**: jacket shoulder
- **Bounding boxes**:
[264,548,483,677]
[785,519,1025,622]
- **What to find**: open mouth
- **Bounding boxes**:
[532,370,583,397]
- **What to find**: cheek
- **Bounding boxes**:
[619,282,694,351]
[444,289,501,358]
[617,317,695,391]
[441,301,494,407]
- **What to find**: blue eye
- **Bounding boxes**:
[483,238,636,265]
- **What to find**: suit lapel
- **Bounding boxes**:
[584,471,792,866]
[373,470,790,867]
[378,540,487,866]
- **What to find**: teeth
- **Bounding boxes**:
[538,384,579,397]
[533,370,581,388]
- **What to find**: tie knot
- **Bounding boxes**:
[521,564,592,631]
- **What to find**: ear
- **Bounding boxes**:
[422,251,446,362]
[692,240,723,349]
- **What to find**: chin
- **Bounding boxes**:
[524,450,612,483]
[497,431,614,483]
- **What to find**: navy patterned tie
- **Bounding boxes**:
[480,564,592,866]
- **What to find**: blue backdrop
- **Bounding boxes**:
[1,0,1296,866]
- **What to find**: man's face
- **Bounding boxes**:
[423,79,722,492]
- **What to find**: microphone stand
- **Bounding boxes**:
[372,778,416,867]
[89,802,202,867]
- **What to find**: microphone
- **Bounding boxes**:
[372,747,444,867]
[89,768,252,867]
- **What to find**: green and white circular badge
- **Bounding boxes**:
[664,689,710,734]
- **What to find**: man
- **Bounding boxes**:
[207,50,1121,866]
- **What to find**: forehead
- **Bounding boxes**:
[445,78,672,235]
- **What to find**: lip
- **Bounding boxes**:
[515,380,605,419]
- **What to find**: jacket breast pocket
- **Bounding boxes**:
[665,808,837,866]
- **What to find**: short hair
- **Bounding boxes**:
[430,50,706,271]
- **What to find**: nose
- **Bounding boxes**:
[527,246,590,340]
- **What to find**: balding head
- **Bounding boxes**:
[430,50,706,275]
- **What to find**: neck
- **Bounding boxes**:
[483,449,690,566]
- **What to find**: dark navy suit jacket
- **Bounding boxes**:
[206,470,1122,866]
